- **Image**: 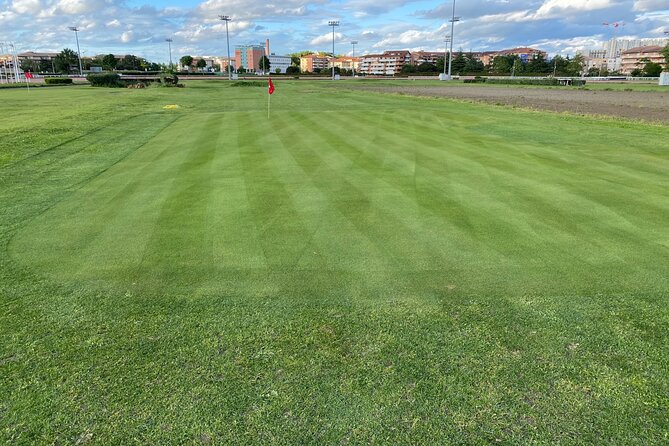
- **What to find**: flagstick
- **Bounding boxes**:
[267,87,271,119]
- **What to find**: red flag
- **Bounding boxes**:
[25,72,33,79]
[268,78,275,95]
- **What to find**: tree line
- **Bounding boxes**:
[401,52,588,77]
[20,48,164,74]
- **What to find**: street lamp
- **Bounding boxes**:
[351,40,357,76]
[68,26,83,76]
[165,38,173,71]
[219,15,232,80]
[328,20,339,80]
[446,0,460,81]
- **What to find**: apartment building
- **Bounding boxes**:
[410,51,444,65]
[476,48,547,66]
[329,57,361,72]
[359,50,411,75]
[620,46,666,74]
[300,54,330,73]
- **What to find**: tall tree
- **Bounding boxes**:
[101,54,118,71]
[643,62,663,77]
[118,55,140,70]
[258,55,270,73]
[179,55,193,71]
[196,58,207,71]
[565,54,585,76]
[53,48,79,74]
[662,43,669,71]
[491,55,512,74]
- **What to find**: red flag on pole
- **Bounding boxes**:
[25,72,33,79]
[268,78,275,95]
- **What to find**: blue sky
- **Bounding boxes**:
[1,0,668,62]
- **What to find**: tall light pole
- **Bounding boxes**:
[68,26,83,76]
[443,36,451,78]
[351,40,357,76]
[328,20,339,80]
[446,1,460,81]
[165,38,173,71]
[219,15,232,80]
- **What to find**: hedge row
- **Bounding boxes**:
[44,78,73,85]
[86,72,182,88]
[484,78,587,87]
[87,73,122,87]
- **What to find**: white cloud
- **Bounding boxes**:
[120,31,134,43]
[11,0,41,14]
[311,32,343,46]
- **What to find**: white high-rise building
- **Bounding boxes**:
[605,38,668,58]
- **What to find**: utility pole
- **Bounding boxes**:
[443,36,451,78]
[165,38,173,71]
[351,41,357,77]
[328,21,339,80]
[219,15,232,80]
[68,27,83,76]
[446,1,460,81]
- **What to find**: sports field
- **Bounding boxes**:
[1,81,668,444]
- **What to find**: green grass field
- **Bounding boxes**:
[1,81,668,444]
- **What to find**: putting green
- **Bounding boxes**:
[9,92,668,298]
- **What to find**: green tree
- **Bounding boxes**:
[527,53,550,74]
[400,64,417,74]
[118,55,140,71]
[20,59,39,72]
[464,57,484,73]
[451,51,467,74]
[258,55,270,73]
[196,58,207,71]
[661,43,669,71]
[275,67,281,74]
[237,65,246,74]
[53,48,79,74]
[416,62,436,73]
[512,58,523,76]
[565,54,585,76]
[101,54,118,71]
[643,62,663,77]
[179,55,193,71]
[491,55,512,74]
[291,56,300,66]
[286,65,300,75]
[551,55,569,75]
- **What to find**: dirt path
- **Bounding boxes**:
[350,84,669,124]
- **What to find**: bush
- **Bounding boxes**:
[158,72,179,87]
[87,73,121,87]
[464,76,487,84]
[44,77,73,85]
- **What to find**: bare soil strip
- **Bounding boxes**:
[350,84,669,124]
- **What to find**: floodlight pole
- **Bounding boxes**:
[443,36,451,76]
[447,1,460,81]
[9,42,20,83]
[219,15,232,80]
[351,41,357,76]
[165,38,173,71]
[69,27,83,76]
[328,20,339,80]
